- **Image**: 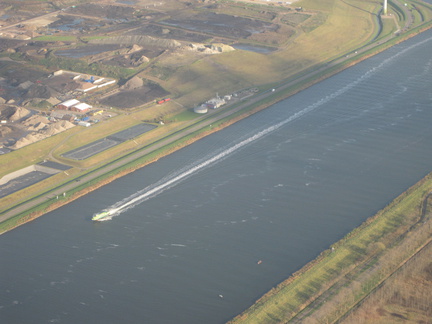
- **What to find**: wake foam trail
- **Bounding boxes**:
[97,38,432,218]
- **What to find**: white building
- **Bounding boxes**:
[71,102,92,113]
[194,104,208,114]
[57,99,80,110]
[206,97,226,109]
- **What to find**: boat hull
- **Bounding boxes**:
[92,211,110,221]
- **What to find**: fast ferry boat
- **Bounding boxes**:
[92,210,110,221]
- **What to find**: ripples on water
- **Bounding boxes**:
[1,32,432,324]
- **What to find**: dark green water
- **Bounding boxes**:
[1,30,432,324]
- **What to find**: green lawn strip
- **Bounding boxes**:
[390,0,407,21]
[413,0,432,21]
[378,17,399,42]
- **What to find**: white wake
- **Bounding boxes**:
[96,36,432,219]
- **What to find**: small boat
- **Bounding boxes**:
[92,211,110,221]
[257,260,262,265]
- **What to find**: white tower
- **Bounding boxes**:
[383,0,388,15]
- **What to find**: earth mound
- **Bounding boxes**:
[0,125,13,137]
[8,107,31,121]
[11,119,75,149]
[24,84,58,100]
[121,76,144,90]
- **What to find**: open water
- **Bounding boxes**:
[1,29,432,324]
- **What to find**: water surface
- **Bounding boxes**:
[1,30,432,324]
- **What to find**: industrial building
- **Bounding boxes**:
[70,102,92,113]
[52,70,116,93]
[57,99,80,110]
[206,97,226,109]
[56,100,92,113]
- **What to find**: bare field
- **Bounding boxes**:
[101,80,169,109]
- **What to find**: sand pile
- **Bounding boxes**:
[29,121,47,131]
[42,120,75,136]
[23,115,50,127]
[11,120,75,149]
[126,44,143,54]
[9,107,31,121]
[0,125,13,137]
[135,55,149,64]
[12,133,44,149]
[121,76,144,90]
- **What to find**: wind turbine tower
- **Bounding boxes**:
[383,0,388,15]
